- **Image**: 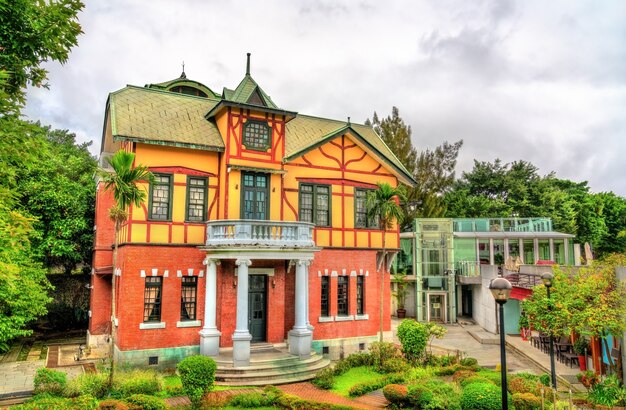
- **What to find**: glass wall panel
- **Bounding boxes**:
[523,240,535,264]
[553,239,565,265]
[508,240,520,257]
[493,240,505,265]
[538,239,550,261]
[478,240,490,264]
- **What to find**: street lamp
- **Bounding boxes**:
[489,277,512,410]
[541,271,557,390]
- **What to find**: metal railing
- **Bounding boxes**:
[453,218,553,233]
[206,220,315,248]
[455,260,481,277]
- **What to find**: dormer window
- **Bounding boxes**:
[243,120,271,151]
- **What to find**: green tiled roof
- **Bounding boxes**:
[226,75,278,108]
[109,86,224,151]
[285,115,415,185]
[146,75,219,98]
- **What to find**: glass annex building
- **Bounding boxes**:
[394,218,578,326]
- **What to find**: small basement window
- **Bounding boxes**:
[148,356,158,366]
[322,346,329,355]
[359,343,366,351]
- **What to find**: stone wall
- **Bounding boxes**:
[472,265,498,333]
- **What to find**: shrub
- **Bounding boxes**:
[348,373,405,397]
[14,394,98,410]
[380,357,410,374]
[275,393,353,410]
[397,320,428,363]
[460,357,478,367]
[124,394,167,410]
[439,353,459,366]
[344,352,373,368]
[476,369,503,386]
[460,375,495,388]
[508,376,545,397]
[64,372,109,399]
[177,355,217,408]
[461,383,509,410]
[415,380,462,410]
[539,373,551,387]
[33,367,67,396]
[382,384,409,406]
[452,370,477,384]
[588,374,626,407]
[434,365,457,376]
[113,369,163,397]
[513,372,540,381]
[98,399,129,410]
[369,341,403,372]
[512,392,542,410]
[312,367,335,390]
[407,385,433,409]
[228,392,276,408]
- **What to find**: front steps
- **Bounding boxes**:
[214,345,330,386]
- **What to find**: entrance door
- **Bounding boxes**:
[248,275,267,342]
[429,294,444,322]
[242,173,269,220]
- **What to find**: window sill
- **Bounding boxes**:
[318,316,334,323]
[139,322,166,330]
[334,315,354,322]
[355,314,369,321]
[176,320,201,328]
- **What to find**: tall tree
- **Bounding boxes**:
[367,182,405,342]
[0,0,83,111]
[366,108,462,225]
[98,150,153,387]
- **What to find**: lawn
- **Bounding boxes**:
[331,366,387,397]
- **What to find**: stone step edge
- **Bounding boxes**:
[214,352,324,366]
[216,359,330,380]
[215,354,324,369]
[215,373,319,386]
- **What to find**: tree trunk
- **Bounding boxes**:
[379,227,386,343]
[108,221,119,388]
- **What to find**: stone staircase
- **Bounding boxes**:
[214,344,330,386]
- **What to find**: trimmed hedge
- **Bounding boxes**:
[382,384,409,406]
[97,399,129,410]
[14,394,98,410]
[124,394,167,410]
[512,392,542,410]
[177,355,216,408]
[348,373,405,397]
[461,383,510,410]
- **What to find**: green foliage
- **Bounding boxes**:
[577,370,600,389]
[45,274,91,330]
[0,186,52,351]
[459,375,495,388]
[460,382,508,410]
[33,367,67,396]
[573,337,589,355]
[312,367,335,390]
[228,391,279,408]
[368,341,403,372]
[0,0,83,113]
[275,392,353,410]
[379,357,410,374]
[331,366,386,397]
[452,370,478,384]
[459,357,478,367]
[407,385,433,409]
[14,394,97,410]
[397,320,428,363]
[588,374,626,407]
[382,384,409,406]
[64,372,109,399]
[348,373,404,397]
[343,351,373,368]
[512,392,542,410]
[539,373,551,387]
[476,369,503,387]
[124,394,167,410]
[112,369,163,398]
[392,271,409,309]
[177,355,216,407]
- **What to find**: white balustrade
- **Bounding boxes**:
[206,220,315,248]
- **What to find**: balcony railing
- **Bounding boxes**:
[455,260,481,277]
[206,220,315,248]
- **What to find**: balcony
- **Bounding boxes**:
[206,220,316,248]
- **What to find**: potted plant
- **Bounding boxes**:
[573,337,589,371]
[392,271,409,318]
[518,314,530,341]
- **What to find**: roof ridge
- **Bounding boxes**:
[110,84,221,103]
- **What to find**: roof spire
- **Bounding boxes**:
[347,116,351,126]
[246,53,251,76]
[180,61,186,79]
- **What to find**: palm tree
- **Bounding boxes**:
[98,150,153,387]
[367,182,406,342]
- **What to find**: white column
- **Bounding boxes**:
[306,269,313,331]
[549,238,555,262]
[232,258,252,367]
[289,259,312,358]
[519,239,524,264]
[199,259,221,356]
[533,238,539,263]
[489,238,495,265]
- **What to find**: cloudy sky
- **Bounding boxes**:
[24,0,626,196]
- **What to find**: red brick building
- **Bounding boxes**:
[88,56,415,368]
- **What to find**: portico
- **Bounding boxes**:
[199,220,319,367]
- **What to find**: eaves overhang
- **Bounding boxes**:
[205,100,298,122]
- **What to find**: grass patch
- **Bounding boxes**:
[331,366,386,397]
[17,342,32,361]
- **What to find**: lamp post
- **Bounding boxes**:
[489,277,512,410]
[541,271,557,390]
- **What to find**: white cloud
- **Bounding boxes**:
[23,0,626,195]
